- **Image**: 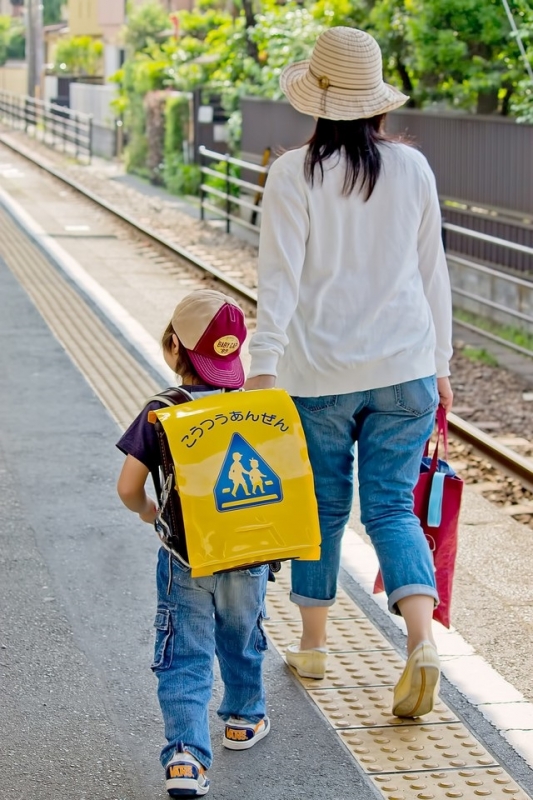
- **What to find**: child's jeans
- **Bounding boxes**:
[151,548,269,769]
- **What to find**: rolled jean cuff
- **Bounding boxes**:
[388,584,439,617]
[290,590,336,608]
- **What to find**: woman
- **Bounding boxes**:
[246,26,453,718]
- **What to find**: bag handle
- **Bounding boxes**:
[428,404,448,475]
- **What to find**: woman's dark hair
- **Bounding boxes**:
[304,115,400,201]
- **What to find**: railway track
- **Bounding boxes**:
[1,133,532,522]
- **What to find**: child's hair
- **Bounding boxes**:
[161,321,201,384]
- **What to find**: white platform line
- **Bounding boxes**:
[342,527,533,768]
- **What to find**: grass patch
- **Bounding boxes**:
[454,309,533,354]
[461,346,499,367]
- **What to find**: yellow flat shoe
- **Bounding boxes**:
[392,641,440,718]
[285,644,327,679]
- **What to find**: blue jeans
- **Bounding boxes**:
[151,548,269,769]
[291,376,439,615]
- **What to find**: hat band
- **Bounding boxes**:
[309,67,332,114]
[308,67,385,115]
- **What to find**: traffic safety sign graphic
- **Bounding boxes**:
[214,432,283,512]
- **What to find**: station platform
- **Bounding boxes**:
[1,144,533,800]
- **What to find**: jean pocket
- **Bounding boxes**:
[151,608,173,672]
[292,394,338,413]
[394,376,438,417]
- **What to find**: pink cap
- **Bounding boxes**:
[171,290,247,388]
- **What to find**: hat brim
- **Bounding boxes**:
[188,350,245,389]
[280,60,409,121]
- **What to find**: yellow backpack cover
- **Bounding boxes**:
[149,388,321,577]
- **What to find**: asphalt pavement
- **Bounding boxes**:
[0,255,376,799]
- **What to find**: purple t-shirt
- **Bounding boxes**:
[116,385,223,473]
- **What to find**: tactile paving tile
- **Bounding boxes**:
[265,615,393,653]
[266,570,365,620]
[340,723,497,772]
[372,767,529,799]
[291,649,406,689]
[309,687,458,729]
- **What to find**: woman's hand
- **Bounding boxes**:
[437,377,453,413]
[244,375,276,390]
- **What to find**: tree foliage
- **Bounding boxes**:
[0,16,9,66]
[43,0,64,26]
[370,0,532,115]
[53,35,104,76]
[112,0,533,181]
[0,16,25,65]
[122,2,170,53]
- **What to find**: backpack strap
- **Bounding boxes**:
[144,386,194,407]
[144,386,193,503]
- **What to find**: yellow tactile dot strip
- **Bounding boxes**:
[340,725,497,772]
[310,687,457,728]
[265,566,532,800]
[372,768,529,799]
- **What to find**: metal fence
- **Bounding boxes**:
[441,199,533,275]
[0,89,92,162]
[386,110,533,217]
[199,145,268,235]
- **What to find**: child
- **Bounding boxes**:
[116,289,270,798]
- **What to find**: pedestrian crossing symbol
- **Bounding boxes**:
[214,433,283,512]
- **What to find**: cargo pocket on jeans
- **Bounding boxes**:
[151,608,173,672]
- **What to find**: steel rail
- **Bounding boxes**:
[0,135,258,306]
[448,413,533,493]
[2,134,532,493]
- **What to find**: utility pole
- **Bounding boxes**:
[26,0,43,97]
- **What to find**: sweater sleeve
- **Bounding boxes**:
[248,160,309,378]
[417,165,453,378]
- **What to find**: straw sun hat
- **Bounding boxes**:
[280,27,409,121]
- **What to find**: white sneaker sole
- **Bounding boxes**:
[166,777,209,797]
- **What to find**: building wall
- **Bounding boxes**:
[97,0,124,45]
[0,61,28,95]
[68,0,102,37]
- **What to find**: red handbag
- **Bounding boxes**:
[373,405,463,628]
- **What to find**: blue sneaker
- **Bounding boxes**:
[165,744,210,797]
[223,716,271,750]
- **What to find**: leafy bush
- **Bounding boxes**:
[164,93,190,159]
[203,160,241,212]
[53,35,103,76]
[144,90,167,184]
[163,153,201,195]
[6,24,25,60]
[123,2,170,53]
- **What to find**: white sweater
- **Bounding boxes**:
[248,143,453,396]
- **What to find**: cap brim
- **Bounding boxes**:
[188,350,245,389]
[280,61,409,120]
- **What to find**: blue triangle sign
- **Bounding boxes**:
[214,433,283,513]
